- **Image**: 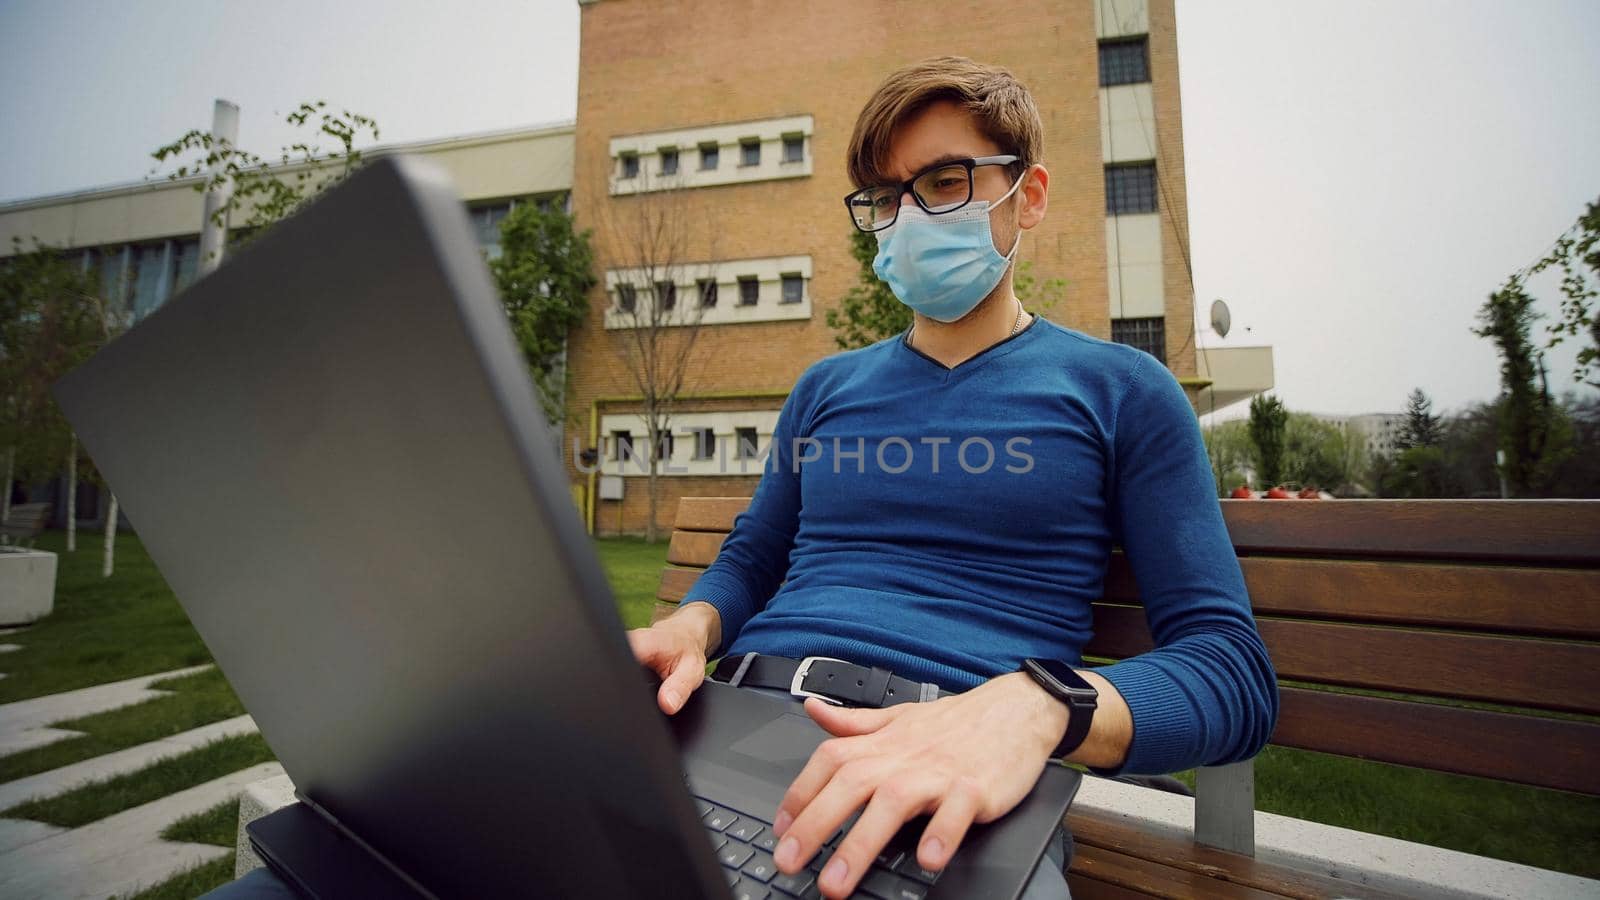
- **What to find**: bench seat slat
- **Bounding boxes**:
[1066,841,1296,899]
[1272,686,1600,795]
[1066,806,1414,900]
[1104,555,1600,640]
[1086,605,1600,715]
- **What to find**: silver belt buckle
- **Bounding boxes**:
[789,656,850,705]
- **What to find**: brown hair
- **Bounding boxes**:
[846,56,1043,189]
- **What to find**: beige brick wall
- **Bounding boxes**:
[570,0,1191,533]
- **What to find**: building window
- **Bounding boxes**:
[1112,317,1166,364]
[467,201,514,259]
[740,140,760,167]
[172,238,201,294]
[735,427,760,459]
[616,284,637,313]
[655,280,677,311]
[1098,37,1150,87]
[1105,163,1157,215]
[660,148,679,176]
[611,429,634,461]
[620,153,639,179]
[700,143,719,170]
[691,428,715,460]
[697,278,718,308]
[738,277,759,306]
[655,430,674,462]
[780,274,803,304]
[782,135,804,163]
[128,242,169,321]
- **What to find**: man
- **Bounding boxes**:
[628,56,1279,900]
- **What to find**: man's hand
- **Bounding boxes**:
[770,672,1069,899]
[626,601,721,715]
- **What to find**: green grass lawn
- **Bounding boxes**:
[0,530,212,703]
[4,528,1597,888]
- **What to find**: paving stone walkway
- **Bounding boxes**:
[0,665,214,756]
[0,648,271,899]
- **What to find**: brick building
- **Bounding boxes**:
[569,0,1258,535]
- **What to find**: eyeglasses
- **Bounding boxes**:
[844,155,1020,232]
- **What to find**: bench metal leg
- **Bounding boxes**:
[1194,759,1255,857]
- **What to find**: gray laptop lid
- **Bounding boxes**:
[53,155,727,899]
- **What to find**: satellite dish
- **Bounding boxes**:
[1210,299,1232,339]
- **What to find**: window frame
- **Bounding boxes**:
[737,277,760,306]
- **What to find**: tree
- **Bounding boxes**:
[1247,394,1288,487]
[1381,445,1452,498]
[1396,388,1443,451]
[0,241,102,543]
[151,102,380,258]
[597,172,718,541]
[1529,196,1600,387]
[488,200,596,424]
[1281,413,1358,493]
[826,228,1066,350]
[1202,419,1254,496]
[1473,278,1573,496]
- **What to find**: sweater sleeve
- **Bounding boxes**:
[681,384,808,657]
[1092,354,1279,777]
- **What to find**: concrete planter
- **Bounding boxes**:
[0,547,56,625]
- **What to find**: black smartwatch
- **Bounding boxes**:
[1019,659,1098,759]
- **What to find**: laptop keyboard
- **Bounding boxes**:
[695,795,941,900]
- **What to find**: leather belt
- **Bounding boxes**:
[710,653,948,708]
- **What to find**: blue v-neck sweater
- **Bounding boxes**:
[685,318,1278,776]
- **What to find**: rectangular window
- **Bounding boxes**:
[128,243,169,321]
[740,140,760,167]
[1111,317,1166,364]
[738,277,759,306]
[611,430,634,462]
[617,284,637,313]
[697,278,718,308]
[1098,37,1150,87]
[620,153,639,178]
[660,148,678,176]
[700,143,719,170]
[780,274,803,304]
[655,280,676,311]
[782,136,804,163]
[1105,163,1157,215]
[691,427,716,460]
[735,426,760,459]
[172,239,201,293]
[467,201,513,259]
[655,431,674,462]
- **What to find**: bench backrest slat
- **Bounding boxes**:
[1221,499,1600,564]
[1274,686,1600,795]
[1086,605,1600,715]
[1105,555,1600,640]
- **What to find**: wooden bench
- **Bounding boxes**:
[655,497,1600,898]
[1,502,52,547]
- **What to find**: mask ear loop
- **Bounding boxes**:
[996,164,1031,260]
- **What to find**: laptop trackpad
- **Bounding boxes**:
[729,714,823,769]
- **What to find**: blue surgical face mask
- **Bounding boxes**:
[872,170,1027,323]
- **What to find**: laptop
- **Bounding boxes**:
[53,155,1080,899]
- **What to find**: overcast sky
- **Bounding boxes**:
[2,0,1596,420]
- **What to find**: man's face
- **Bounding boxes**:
[881,99,1045,260]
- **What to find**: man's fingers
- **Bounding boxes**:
[822,774,941,898]
[916,776,982,872]
[775,735,870,840]
[804,697,906,737]
[773,758,888,879]
[659,656,705,714]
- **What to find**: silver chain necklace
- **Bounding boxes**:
[908,299,1029,351]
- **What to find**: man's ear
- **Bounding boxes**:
[1018,164,1049,231]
